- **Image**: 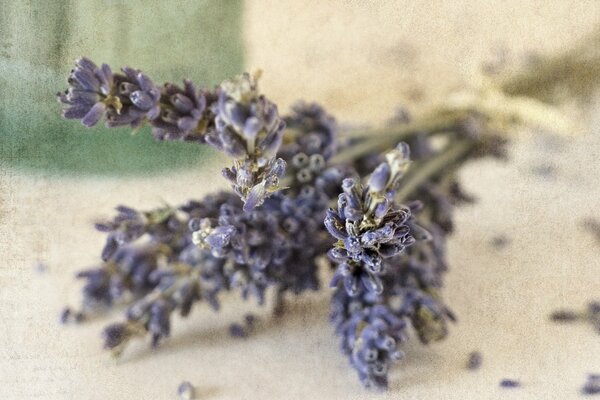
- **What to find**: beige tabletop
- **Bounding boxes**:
[2,1,600,399]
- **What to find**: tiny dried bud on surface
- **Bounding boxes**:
[177,381,195,400]
[499,379,521,388]
[59,307,71,324]
[229,323,247,338]
[490,234,510,249]
[582,374,600,395]
[550,309,580,322]
[467,351,482,370]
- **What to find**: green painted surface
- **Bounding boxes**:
[0,0,244,175]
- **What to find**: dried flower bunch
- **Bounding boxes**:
[57,57,507,390]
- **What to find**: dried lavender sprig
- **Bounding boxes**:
[189,111,352,305]
[330,223,452,390]
[100,245,234,354]
[58,59,289,211]
[67,99,353,354]
[332,298,408,389]
[68,193,238,316]
[56,61,509,390]
[95,170,348,353]
[57,57,214,138]
[208,72,288,210]
[326,143,415,296]
[326,144,459,389]
[94,204,178,262]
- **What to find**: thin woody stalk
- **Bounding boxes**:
[330,112,467,166]
[395,139,474,203]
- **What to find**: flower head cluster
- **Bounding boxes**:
[190,192,327,305]
[336,303,408,389]
[101,263,206,352]
[88,194,237,353]
[329,216,454,389]
[326,144,460,389]
[94,205,181,261]
[76,243,167,309]
[57,57,160,128]
[58,60,288,211]
[73,193,237,314]
[326,143,415,295]
[207,72,287,211]
[152,80,216,142]
[280,101,337,160]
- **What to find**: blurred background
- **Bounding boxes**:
[1,1,599,399]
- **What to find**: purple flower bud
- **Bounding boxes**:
[344,275,360,296]
[499,379,521,388]
[368,163,391,192]
[102,323,129,349]
[324,210,347,240]
[171,93,194,113]
[59,307,71,324]
[467,351,482,370]
[177,381,195,400]
[206,225,236,248]
[81,102,106,127]
[130,90,155,111]
[229,323,247,338]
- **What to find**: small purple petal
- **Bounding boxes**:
[81,102,106,127]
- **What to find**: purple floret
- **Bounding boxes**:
[500,379,521,388]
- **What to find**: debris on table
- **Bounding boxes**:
[490,234,511,250]
[59,307,72,325]
[177,381,195,400]
[581,218,600,243]
[549,309,581,323]
[229,313,259,339]
[499,379,521,388]
[466,351,482,370]
[530,163,557,179]
[581,374,600,395]
[59,307,86,324]
[34,261,48,274]
[549,301,600,334]
[229,323,247,338]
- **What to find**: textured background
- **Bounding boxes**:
[0,0,243,174]
[1,1,600,399]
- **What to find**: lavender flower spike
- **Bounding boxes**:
[337,303,408,389]
[326,143,416,296]
[206,72,287,211]
[57,58,161,129]
[151,79,212,142]
[57,57,114,127]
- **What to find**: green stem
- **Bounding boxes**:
[329,112,468,165]
[395,139,474,203]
